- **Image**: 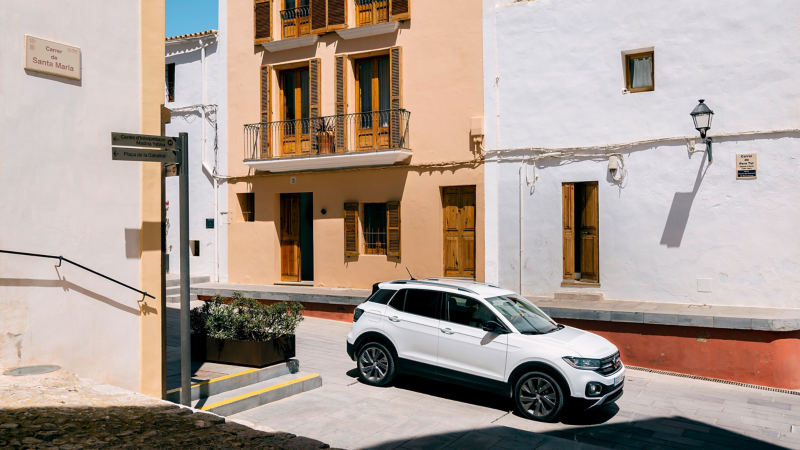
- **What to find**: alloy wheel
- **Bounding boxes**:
[359,347,389,382]
[519,376,558,417]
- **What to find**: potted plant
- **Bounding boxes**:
[190,293,304,367]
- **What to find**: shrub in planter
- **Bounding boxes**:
[190,293,304,367]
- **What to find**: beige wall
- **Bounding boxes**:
[226,0,484,288]
[140,0,166,398]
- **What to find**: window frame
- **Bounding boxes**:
[625,51,654,93]
[363,202,387,255]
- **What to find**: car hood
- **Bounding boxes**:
[523,326,616,358]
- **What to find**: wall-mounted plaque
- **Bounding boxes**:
[24,35,81,80]
[736,153,757,180]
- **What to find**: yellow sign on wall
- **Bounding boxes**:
[24,35,81,80]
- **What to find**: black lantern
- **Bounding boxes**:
[690,99,714,163]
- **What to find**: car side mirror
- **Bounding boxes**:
[483,321,507,334]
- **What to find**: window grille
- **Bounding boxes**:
[364,203,387,255]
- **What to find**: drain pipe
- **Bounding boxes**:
[198,37,219,283]
[519,161,524,295]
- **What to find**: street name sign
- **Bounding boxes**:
[112,132,177,150]
[25,35,81,81]
[736,153,757,180]
[112,147,178,163]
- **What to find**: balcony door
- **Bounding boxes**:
[282,0,310,39]
[355,56,390,150]
[281,68,310,156]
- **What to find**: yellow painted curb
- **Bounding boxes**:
[201,374,320,411]
[166,368,260,395]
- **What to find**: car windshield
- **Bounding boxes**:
[485,294,559,334]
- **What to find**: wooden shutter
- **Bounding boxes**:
[327,0,347,30]
[260,65,272,158]
[461,187,476,278]
[309,59,321,153]
[344,202,359,257]
[310,0,327,34]
[387,201,401,257]
[254,0,272,44]
[335,54,347,152]
[562,183,575,281]
[580,183,600,282]
[389,46,402,148]
[389,0,410,21]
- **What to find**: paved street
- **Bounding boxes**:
[231,317,800,450]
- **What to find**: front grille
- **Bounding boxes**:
[602,380,623,395]
[596,351,622,376]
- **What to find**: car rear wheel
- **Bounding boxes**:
[357,342,395,387]
[514,371,565,422]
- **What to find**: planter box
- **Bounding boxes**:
[191,334,296,367]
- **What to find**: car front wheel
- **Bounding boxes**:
[357,342,396,387]
[514,371,565,422]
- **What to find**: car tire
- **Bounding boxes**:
[514,371,565,422]
[356,342,396,387]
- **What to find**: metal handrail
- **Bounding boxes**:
[280,5,311,39]
[0,249,155,302]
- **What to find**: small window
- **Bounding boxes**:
[625,51,654,93]
[367,289,395,305]
[363,203,387,255]
[206,218,215,229]
[165,63,175,102]
[238,193,255,222]
[445,294,497,329]
[190,240,200,256]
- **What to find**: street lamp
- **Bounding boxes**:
[690,99,714,163]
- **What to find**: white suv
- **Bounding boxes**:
[346,278,624,422]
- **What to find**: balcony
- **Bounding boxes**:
[336,0,399,40]
[244,109,411,172]
[263,5,318,52]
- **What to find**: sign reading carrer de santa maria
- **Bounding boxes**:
[24,35,81,81]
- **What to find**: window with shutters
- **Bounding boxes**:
[254,0,273,44]
[562,182,599,284]
[310,0,347,34]
[344,202,359,257]
[281,0,310,39]
[165,63,175,103]
[363,203,387,255]
[356,0,409,26]
[238,193,255,222]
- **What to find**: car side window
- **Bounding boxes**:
[390,289,439,319]
[367,289,396,305]
[446,294,497,329]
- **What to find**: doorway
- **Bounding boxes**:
[280,67,310,156]
[443,186,476,279]
[280,193,314,282]
[562,182,599,283]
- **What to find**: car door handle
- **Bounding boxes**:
[440,328,454,335]
[389,316,400,322]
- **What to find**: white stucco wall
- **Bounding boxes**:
[483,0,800,307]
[0,0,144,389]
[165,32,228,282]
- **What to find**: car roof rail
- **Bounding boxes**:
[389,279,479,295]
[424,277,501,289]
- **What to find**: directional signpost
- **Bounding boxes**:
[111,131,191,407]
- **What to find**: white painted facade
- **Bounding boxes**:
[0,0,146,390]
[165,30,228,282]
[483,0,800,308]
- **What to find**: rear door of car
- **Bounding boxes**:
[382,288,441,369]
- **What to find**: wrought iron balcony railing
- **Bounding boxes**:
[281,6,311,39]
[245,109,410,160]
[356,0,389,27]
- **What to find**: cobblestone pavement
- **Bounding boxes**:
[231,317,800,450]
[0,368,334,449]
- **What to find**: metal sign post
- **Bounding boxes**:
[178,132,191,407]
[111,131,191,406]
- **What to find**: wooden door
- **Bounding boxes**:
[282,0,310,39]
[280,193,301,281]
[443,186,476,279]
[281,68,310,156]
[579,183,599,281]
[355,57,390,150]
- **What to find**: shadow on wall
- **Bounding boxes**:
[0,274,140,315]
[660,153,708,248]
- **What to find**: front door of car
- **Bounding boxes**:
[436,293,508,384]
[382,288,441,369]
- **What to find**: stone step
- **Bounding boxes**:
[554,291,604,301]
[166,275,211,288]
[191,371,322,416]
[166,293,197,304]
[165,360,300,403]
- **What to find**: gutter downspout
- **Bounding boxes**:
[519,162,524,296]
[198,37,219,283]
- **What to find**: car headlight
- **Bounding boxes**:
[562,356,602,370]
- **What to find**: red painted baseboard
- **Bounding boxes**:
[559,319,800,390]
